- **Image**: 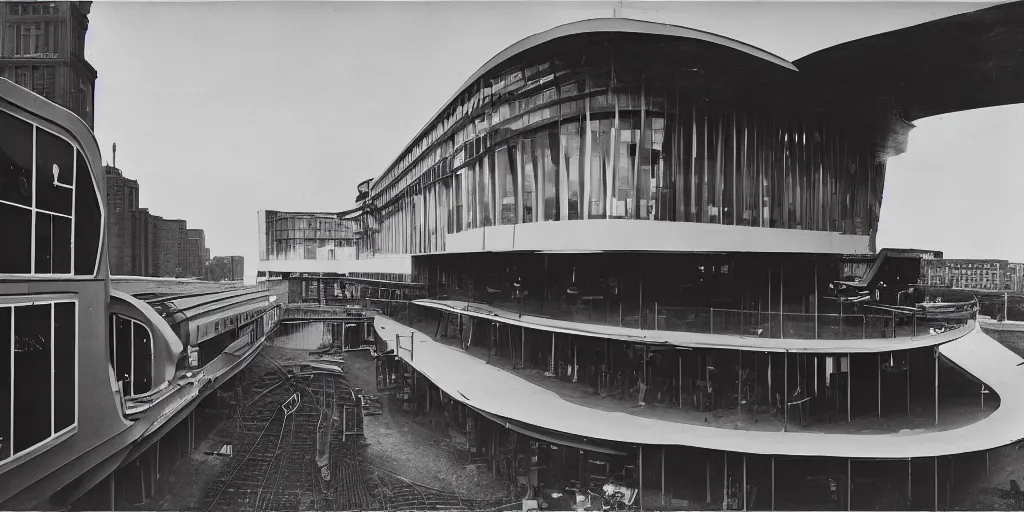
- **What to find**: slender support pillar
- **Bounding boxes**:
[779,265,784,339]
[573,341,578,383]
[550,333,556,375]
[771,457,775,512]
[908,351,912,416]
[707,458,712,504]
[934,456,938,512]
[724,452,729,511]
[110,472,116,512]
[909,459,913,505]
[679,354,683,409]
[878,353,882,418]
[521,327,525,369]
[847,353,852,423]
[639,446,644,509]
[847,458,851,511]
[814,260,819,339]
[784,352,789,431]
[743,455,748,511]
[986,450,990,477]
[662,446,666,507]
[738,351,743,417]
[935,349,940,427]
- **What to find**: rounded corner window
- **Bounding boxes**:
[0,108,103,277]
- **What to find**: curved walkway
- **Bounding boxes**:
[414,299,973,354]
[375,315,1024,458]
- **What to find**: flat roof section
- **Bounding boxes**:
[414,299,972,354]
[375,316,1024,458]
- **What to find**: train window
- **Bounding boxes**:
[0,297,78,465]
[109,315,153,398]
[0,109,102,276]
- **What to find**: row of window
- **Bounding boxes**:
[0,108,102,276]
[0,298,77,464]
[6,3,59,16]
[363,97,884,256]
[2,21,64,58]
[266,240,359,261]
[371,56,558,201]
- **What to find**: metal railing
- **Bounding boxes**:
[420,292,976,341]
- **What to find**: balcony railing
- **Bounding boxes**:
[410,291,975,341]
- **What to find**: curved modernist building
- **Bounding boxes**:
[313,4,1024,510]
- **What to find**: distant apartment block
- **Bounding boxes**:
[186,228,207,278]
[104,165,139,275]
[922,258,1022,291]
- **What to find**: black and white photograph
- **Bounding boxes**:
[1,0,1024,510]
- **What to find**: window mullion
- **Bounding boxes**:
[49,303,54,436]
[30,126,36,274]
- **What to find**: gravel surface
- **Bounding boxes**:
[344,350,512,503]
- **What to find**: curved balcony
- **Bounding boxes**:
[410,298,974,351]
[373,314,1015,459]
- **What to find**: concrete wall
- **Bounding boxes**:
[444,219,872,255]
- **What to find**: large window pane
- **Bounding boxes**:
[561,121,584,220]
[588,118,611,219]
[0,203,31,274]
[478,158,493,227]
[453,172,464,233]
[495,145,518,225]
[612,114,636,218]
[465,164,477,230]
[0,109,33,208]
[13,304,51,454]
[113,315,132,396]
[34,127,73,216]
[53,302,74,432]
[637,114,654,220]
[132,322,152,395]
[74,150,101,276]
[521,138,536,223]
[536,128,559,222]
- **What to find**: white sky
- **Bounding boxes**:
[83,1,1024,276]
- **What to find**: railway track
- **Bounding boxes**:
[198,351,515,511]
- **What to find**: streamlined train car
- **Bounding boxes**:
[0,79,282,510]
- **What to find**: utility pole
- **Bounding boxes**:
[1005,292,1009,321]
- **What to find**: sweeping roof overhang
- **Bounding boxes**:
[793,0,1024,122]
[375,3,1024,187]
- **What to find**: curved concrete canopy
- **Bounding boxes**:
[794,1,1024,121]
[376,315,1024,459]
[375,18,797,195]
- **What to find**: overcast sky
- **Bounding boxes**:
[84,1,1023,276]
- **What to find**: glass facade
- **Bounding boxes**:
[360,34,886,257]
[263,211,360,262]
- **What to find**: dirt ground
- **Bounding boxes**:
[343,349,510,502]
[144,340,510,511]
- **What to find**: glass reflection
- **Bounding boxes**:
[364,43,890,256]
